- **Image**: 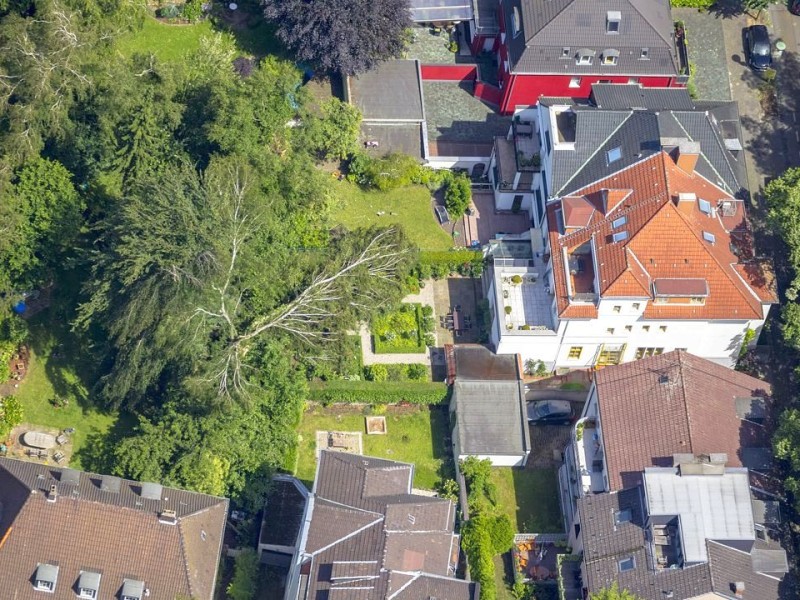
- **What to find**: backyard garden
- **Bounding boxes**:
[371,303,435,354]
[294,404,453,490]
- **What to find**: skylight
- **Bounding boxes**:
[612,231,628,243]
[703,231,715,244]
[698,198,712,214]
[612,215,627,229]
[607,147,622,163]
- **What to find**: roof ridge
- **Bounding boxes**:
[176,516,197,599]
[676,352,695,454]
[627,0,674,48]
[668,112,737,194]
[310,515,384,557]
[525,0,577,43]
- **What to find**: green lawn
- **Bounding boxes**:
[12,312,123,471]
[330,181,454,251]
[493,554,517,600]
[296,405,452,490]
[116,17,215,62]
[490,468,563,534]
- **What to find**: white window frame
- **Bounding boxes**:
[612,230,628,243]
[569,77,582,88]
[612,215,627,228]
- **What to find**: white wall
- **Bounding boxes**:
[427,156,490,174]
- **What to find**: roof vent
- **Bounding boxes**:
[158,509,177,525]
[47,484,58,503]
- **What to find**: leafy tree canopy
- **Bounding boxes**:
[590,584,642,600]
[262,0,412,75]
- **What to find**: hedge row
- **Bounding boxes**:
[669,0,714,7]
[417,249,484,279]
[309,380,450,405]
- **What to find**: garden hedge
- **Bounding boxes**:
[669,0,714,7]
[418,249,484,279]
[309,380,450,405]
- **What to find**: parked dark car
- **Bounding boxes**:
[791,0,800,16]
[527,400,574,424]
[745,25,772,71]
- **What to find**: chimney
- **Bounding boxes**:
[675,140,700,174]
[158,509,178,525]
[732,581,745,598]
[47,484,58,503]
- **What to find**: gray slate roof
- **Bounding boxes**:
[347,60,425,122]
[295,451,475,600]
[541,87,746,197]
[577,481,789,599]
[452,380,531,456]
[410,0,473,22]
[506,0,678,76]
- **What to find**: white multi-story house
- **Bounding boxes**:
[485,84,776,370]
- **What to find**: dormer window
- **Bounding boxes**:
[606,11,621,33]
[602,49,620,66]
[121,579,145,600]
[77,571,101,599]
[576,49,595,65]
[34,564,59,593]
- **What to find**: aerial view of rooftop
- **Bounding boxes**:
[1,0,800,598]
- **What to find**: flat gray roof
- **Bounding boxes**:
[348,60,424,122]
[454,345,519,381]
[453,380,530,456]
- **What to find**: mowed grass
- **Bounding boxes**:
[12,313,122,471]
[296,405,452,490]
[490,468,563,533]
[116,17,214,62]
[330,181,453,251]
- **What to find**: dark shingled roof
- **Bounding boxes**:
[578,486,790,599]
[506,0,678,76]
[454,344,520,381]
[347,60,424,122]
[295,451,474,599]
[259,476,307,547]
[0,457,228,600]
[594,350,772,491]
[541,88,746,198]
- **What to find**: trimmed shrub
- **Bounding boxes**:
[309,380,450,405]
[406,363,428,381]
[364,364,388,382]
[444,173,472,215]
[418,249,483,279]
[462,516,497,600]
[669,0,714,7]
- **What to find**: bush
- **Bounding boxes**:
[157,4,180,18]
[406,363,428,381]
[488,514,514,554]
[347,152,423,191]
[0,396,23,440]
[462,516,498,600]
[182,0,203,21]
[309,380,450,405]
[364,364,388,382]
[504,306,512,315]
[444,173,472,215]
[418,249,483,279]
[226,548,259,600]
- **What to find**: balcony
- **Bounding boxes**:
[566,242,598,304]
[513,119,541,173]
[494,263,556,335]
[574,419,605,495]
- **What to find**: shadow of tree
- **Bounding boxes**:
[708,0,747,19]
[72,411,138,474]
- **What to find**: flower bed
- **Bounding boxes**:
[372,303,435,354]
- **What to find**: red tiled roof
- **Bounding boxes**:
[595,351,772,491]
[547,152,776,319]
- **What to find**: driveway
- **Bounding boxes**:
[712,1,800,207]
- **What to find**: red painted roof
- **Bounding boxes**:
[547,152,777,319]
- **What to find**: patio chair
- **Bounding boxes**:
[53,451,65,464]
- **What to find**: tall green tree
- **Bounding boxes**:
[590,583,642,600]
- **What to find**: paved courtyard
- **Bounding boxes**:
[424,81,511,145]
[673,7,731,101]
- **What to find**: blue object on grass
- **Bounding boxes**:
[12,301,26,314]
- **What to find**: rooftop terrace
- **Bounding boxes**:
[493,263,555,334]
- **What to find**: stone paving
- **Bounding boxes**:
[673,7,732,101]
[405,24,473,64]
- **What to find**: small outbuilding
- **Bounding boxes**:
[449,345,531,467]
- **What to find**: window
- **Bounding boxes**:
[642,325,650,332]
[569,77,582,88]
[568,346,583,359]
[640,47,649,59]
[612,231,628,243]
[614,509,633,525]
[660,325,667,332]
[544,130,552,154]
[606,11,621,33]
[576,49,595,65]
[607,147,622,163]
[602,50,620,65]
[612,215,627,228]
[628,77,639,84]
[613,305,622,313]
[78,589,96,600]
[561,47,571,58]
[675,347,687,351]
[632,303,640,310]
[699,198,712,214]
[625,325,632,332]
[607,328,615,334]
[534,189,544,225]
[703,231,716,244]
[512,7,522,37]
[635,347,664,359]
[618,556,636,572]
[35,580,53,592]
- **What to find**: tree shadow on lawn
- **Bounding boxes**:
[432,405,457,482]
[513,468,563,533]
[73,411,138,475]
